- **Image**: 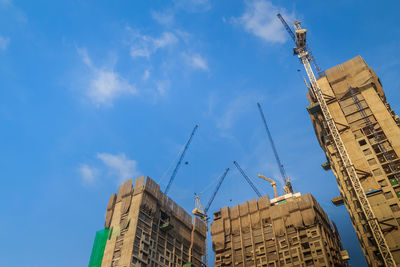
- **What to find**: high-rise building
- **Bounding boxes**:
[88,176,206,267]
[210,192,348,267]
[306,56,400,266]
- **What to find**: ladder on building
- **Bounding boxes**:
[278,14,395,266]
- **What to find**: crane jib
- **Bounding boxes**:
[233,161,262,197]
[164,124,199,195]
[204,168,230,214]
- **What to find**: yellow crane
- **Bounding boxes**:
[257,174,278,198]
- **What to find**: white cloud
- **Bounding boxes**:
[88,69,136,106]
[79,164,98,184]
[156,80,170,96]
[234,0,293,43]
[185,53,209,71]
[151,9,175,26]
[130,31,178,59]
[173,0,211,12]
[97,153,140,184]
[78,47,92,67]
[143,69,150,80]
[154,32,178,49]
[0,35,10,51]
[77,48,137,106]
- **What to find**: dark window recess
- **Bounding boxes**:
[372,144,381,154]
[160,211,170,225]
[359,139,367,146]
[363,127,372,136]
[384,191,394,200]
[390,204,400,212]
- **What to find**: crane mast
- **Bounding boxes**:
[193,168,230,219]
[278,14,395,266]
[257,103,293,194]
[277,14,324,77]
[164,124,199,195]
[191,168,230,267]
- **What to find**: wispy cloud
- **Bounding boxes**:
[77,48,137,106]
[87,69,136,106]
[150,0,211,29]
[151,9,175,26]
[211,92,265,139]
[97,153,140,184]
[142,69,150,80]
[0,35,10,51]
[184,53,209,71]
[156,80,170,96]
[173,0,211,12]
[0,0,12,5]
[129,31,178,58]
[79,164,98,185]
[233,0,293,43]
[0,0,28,23]
[216,94,255,131]
[79,153,140,186]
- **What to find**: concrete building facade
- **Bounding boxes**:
[307,56,400,265]
[94,176,206,267]
[210,193,348,267]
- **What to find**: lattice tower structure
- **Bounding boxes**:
[306,56,400,266]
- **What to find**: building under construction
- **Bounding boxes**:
[306,56,400,266]
[88,176,206,267]
[210,192,348,267]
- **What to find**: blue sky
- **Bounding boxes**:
[1,0,399,266]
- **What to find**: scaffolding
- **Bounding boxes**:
[292,21,395,267]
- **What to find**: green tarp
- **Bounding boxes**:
[88,228,110,267]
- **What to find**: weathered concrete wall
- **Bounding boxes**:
[101,176,206,267]
[211,193,347,267]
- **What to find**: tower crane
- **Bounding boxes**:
[192,168,230,221]
[257,103,293,194]
[233,161,261,197]
[277,14,395,266]
[189,168,230,267]
[164,124,199,195]
[277,14,324,77]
